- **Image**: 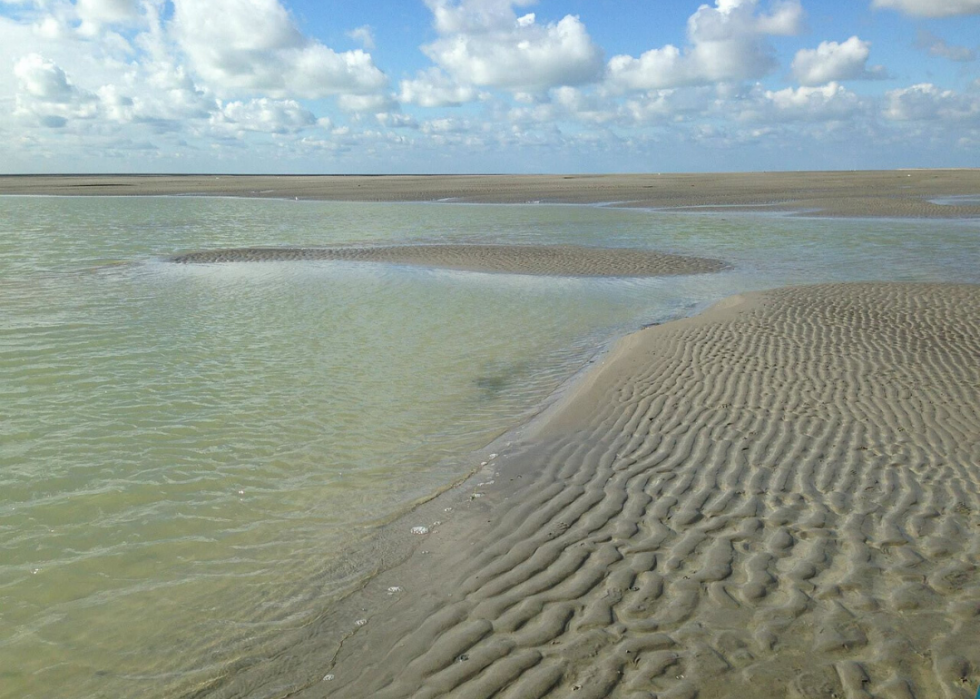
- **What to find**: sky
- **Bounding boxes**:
[1,0,979,173]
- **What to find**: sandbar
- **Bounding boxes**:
[3,170,980,218]
[170,244,727,277]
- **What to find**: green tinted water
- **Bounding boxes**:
[1,196,978,698]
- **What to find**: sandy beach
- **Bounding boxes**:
[6,173,977,697]
[2,170,980,218]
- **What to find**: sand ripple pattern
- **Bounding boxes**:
[314,283,980,699]
[169,245,727,277]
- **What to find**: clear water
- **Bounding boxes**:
[1,196,978,699]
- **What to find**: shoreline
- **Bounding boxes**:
[2,170,980,218]
[190,282,980,699]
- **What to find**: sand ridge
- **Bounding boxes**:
[244,282,980,699]
[169,244,728,277]
[3,170,980,218]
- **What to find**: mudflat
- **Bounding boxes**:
[2,170,980,218]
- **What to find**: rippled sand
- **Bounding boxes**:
[3,170,980,218]
[170,244,727,277]
[213,282,980,699]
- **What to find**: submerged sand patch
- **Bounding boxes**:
[257,282,980,699]
[169,244,727,277]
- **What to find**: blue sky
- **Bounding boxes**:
[1,0,978,173]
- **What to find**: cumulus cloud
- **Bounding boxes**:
[76,0,140,34]
[750,82,863,120]
[792,37,887,85]
[376,112,417,129]
[884,83,980,121]
[872,0,980,17]
[171,0,387,98]
[346,25,375,50]
[398,68,482,107]
[15,53,79,103]
[915,30,976,62]
[549,86,616,123]
[211,98,317,133]
[337,93,396,112]
[96,83,136,122]
[606,0,804,91]
[622,87,714,124]
[420,0,604,91]
[13,53,98,126]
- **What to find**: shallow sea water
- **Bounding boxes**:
[1,196,978,698]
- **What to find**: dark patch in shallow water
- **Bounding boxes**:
[168,244,729,278]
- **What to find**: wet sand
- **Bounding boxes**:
[196,282,980,699]
[170,244,727,277]
[2,170,980,218]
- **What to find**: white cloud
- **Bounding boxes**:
[398,68,481,107]
[211,97,317,133]
[915,30,976,62]
[13,53,98,126]
[752,82,863,120]
[420,0,604,91]
[15,53,78,103]
[426,0,534,33]
[337,93,396,112]
[884,83,980,121]
[792,37,886,85]
[76,0,139,34]
[171,0,387,98]
[606,0,804,91]
[96,83,135,121]
[550,86,615,123]
[872,0,980,17]
[376,112,417,129]
[623,87,715,123]
[346,25,375,50]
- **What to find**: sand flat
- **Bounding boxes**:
[261,282,980,699]
[170,244,727,277]
[3,170,980,218]
[9,174,976,696]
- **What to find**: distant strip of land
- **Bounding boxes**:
[2,170,979,218]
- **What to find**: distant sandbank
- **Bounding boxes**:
[3,170,980,218]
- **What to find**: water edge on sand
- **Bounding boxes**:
[195,281,980,699]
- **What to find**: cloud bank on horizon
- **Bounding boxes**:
[1,0,978,173]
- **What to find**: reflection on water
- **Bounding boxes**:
[1,196,978,698]
[930,194,980,206]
